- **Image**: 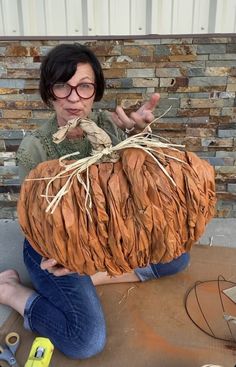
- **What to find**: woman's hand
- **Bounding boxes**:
[40,257,74,276]
[112,93,160,134]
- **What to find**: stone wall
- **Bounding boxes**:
[0,36,236,218]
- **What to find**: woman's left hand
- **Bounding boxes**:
[40,257,74,276]
[112,93,160,134]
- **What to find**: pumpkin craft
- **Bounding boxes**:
[17,117,216,276]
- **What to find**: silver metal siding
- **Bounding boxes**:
[0,0,236,36]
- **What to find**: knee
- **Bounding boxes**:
[57,322,106,359]
[168,252,190,275]
[169,252,190,275]
[149,252,190,279]
[177,252,190,271]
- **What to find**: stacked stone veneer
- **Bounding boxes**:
[0,36,236,218]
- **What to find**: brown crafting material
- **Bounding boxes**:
[17,118,217,275]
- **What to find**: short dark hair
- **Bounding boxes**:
[39,43,105,106]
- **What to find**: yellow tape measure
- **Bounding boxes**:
[24,337,54,367]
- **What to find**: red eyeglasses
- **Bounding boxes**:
[52,82,96,99]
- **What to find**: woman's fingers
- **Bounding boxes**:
[112,94,160,133]
[51,267,72,277]
[40,257,57,270]
[129,111,153,130]
[137,93,160,115]
[40,257,72,276]
[111,112,124,129]
[114,106,135,130]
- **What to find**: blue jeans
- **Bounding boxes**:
[23,239,190,359]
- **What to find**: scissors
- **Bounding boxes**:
[0,332,20,367]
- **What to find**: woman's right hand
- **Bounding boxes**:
[112,93,160,134]
[40,257,74,276]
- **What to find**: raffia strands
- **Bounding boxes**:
[45,133,184,216]
[17,117,217,276]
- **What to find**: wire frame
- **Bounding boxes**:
[185,275,236,344]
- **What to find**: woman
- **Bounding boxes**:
[0,43,189,359]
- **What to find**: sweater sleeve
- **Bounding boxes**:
[16,135,48,182]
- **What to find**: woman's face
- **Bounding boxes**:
[52,63,96,127]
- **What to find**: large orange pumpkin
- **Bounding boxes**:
[17,118,216,275]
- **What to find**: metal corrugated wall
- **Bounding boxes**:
[0,0,236,36]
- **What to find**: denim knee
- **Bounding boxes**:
[135,252,190,281]
[57,320,106,359]
[150,252,190,278]
[23,238,107,359]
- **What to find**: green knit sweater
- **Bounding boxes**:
[17,110,125,182]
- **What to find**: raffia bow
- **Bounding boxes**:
[27,108,185,216]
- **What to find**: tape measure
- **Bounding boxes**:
[24,337,54,367]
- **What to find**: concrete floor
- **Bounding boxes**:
[0,217,236,327]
